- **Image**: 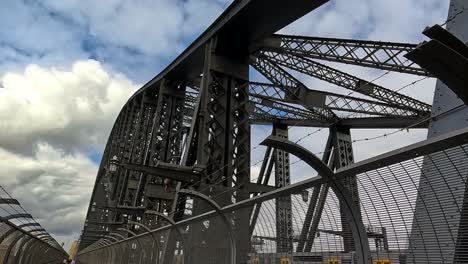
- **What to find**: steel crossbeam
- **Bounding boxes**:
[261,34,431,76]
[249,81,419,117]
[251,56,337,120]
[261,51,432,113]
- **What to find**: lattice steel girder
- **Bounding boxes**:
[131,80,187,222]
[251,56,337,120]
[249,95,324,121]
[116,98,142,206]
[148,80,186,166]
[261,52,432,113]
[190,38,251,264]
[332,126,360,252]
[249,81,420,117]
[195,40,250,200]
[273,124,294,253]
[258,34,431,76]
[120,93,151,207]
[187,90,431,128]
[125,89,160,209]
[187,90,326,124]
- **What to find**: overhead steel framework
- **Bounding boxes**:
[76,0,468,263]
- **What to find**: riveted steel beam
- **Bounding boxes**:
[260,34,431,76]
[249,80,423,118]
[260,52,431,114]
[251,56,337,121]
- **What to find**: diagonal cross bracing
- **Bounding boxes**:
[251,56,337,120]
[262,34,432,76]
[249,82,421,117]
[262,51,432,114]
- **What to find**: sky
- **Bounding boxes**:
[0,0,451,251]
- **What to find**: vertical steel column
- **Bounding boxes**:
[190,37,250,263]
[148,80,186,166]
[141,80,187,264]
[144,64,197,264]
[144,79,186,211]
[273,124,293,253]
[195,38,250,205]
[332,126,360,252]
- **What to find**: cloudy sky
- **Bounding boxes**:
[0,0,450,251]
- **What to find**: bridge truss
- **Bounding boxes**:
[76,0,468,263]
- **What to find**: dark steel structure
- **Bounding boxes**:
[76,0,468,263]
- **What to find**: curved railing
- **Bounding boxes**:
[0,186,68,264]
[76,126,468,263]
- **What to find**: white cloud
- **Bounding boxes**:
[0,1,80,55]
[0,60,136,248]
[181,0,227,36]
[0,143,96,249]
[40,0,231,57]
[0,0,234,83]
[282,0,447,42]
[0,60,136,155]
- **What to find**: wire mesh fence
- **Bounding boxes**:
[0,187,67,264]
[77,127,468,264]
[248,142,468,263]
